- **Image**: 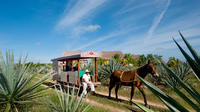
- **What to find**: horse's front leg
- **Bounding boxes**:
[138,86,147,106]
[130,85,136,104]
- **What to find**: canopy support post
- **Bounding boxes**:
[78,59,80,85]
[95,58,97,82]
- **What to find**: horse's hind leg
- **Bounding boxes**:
[138,86,147,106]
[115,84,120,101]
[109,78,115,98]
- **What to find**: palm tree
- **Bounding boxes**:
[138,55,147,66]
[113,53,121,63]
[124,53,133,65]
[147,54,155,63]
[97,58,106,65]
[167,56,179,67]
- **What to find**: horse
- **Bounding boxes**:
[108,60,159,106]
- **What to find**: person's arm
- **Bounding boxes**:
[83,78,88,84]
[89,77,91,82]
[83,75,88,84]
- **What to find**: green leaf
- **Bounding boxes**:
[44,85,90,112]
[165,80,200,111]
[161,62,200,104]
[173,38,200,80]
[0,50,51,111]
[133,102,154,112]
[5,102,11,112]
[138,76,189,112]
[179,31,200,65]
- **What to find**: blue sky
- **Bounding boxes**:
[0,0,200,63]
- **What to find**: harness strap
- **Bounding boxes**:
[120,71,124,80]
[120,71,137,83]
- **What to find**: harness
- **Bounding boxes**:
[120,71,138,83]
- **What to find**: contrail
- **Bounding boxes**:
[146,0,171,40]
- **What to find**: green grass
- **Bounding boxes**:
[88,106,110,112]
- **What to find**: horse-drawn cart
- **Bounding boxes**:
[51,51,101,88]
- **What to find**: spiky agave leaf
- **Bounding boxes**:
[44,85,91,112]
[0,51,51,111]
[179,31,200,65]
[98,59,127,80]
[173,34,200,80]
[161,62,200,111]
[138,76,189,112]
[158,62,191,88]
[133,102,154,112]
[137,33,200,112]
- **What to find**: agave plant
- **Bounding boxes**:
[157,62,191,87]
[81,63,95,76]
[98,59,127,84]
[135,32,200,111]
[0,51,50,111]
[44,85,91,112]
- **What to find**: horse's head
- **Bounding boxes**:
[146,60,159,77]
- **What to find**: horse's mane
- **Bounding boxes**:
[135,64,148,78]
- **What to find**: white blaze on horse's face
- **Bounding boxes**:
[148,63,159,77]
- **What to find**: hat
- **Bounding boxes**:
[85,69,90,73]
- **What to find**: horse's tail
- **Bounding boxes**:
[109,72,115,84]
[110,72,114,78]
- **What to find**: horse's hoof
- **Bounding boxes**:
[129,101,133,105]
[144,104,149,108]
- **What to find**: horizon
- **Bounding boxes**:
[0,0,200,63]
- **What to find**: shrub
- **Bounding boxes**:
[44,85,91,112]
[98,59,127,85]
[81,64,95,76]
[157,62,191,87]
[0,51,50,112]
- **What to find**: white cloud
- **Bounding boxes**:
[83,24,101,31]
[56,0,106,30]
[73,28,134,50]
[55,0,200,57]
[115,1,155,16]
[117,26,200,55]
[146,0,171,40]
[74,31,122,50]
[36,42,40,46]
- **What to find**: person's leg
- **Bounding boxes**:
[82,82,88,95]
[88,82,95,91]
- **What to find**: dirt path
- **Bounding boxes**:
[85,99,127,112]
[95,90,168,109]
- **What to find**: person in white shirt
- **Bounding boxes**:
[82,69,95,95]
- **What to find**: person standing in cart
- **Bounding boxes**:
[82,69,95,95]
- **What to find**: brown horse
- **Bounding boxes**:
[108,60,159,106]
